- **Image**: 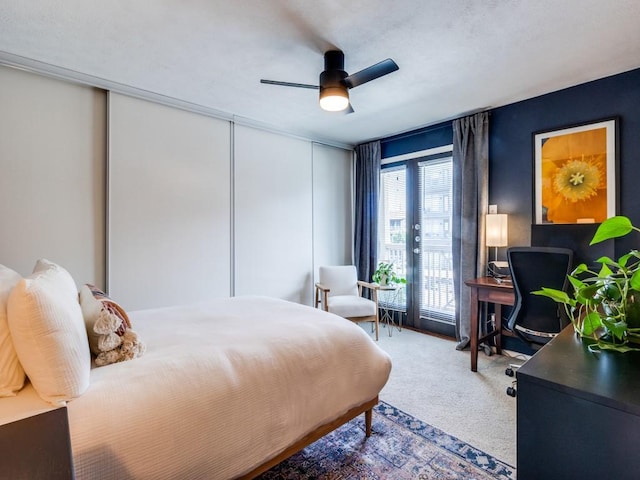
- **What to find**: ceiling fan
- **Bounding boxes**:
[260,50,399,112]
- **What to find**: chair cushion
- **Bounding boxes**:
[319,265,359,297]
[328,295,376,318]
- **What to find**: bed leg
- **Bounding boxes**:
[365,408,372,437]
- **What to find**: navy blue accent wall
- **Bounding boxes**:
[490,68,640,354]
[491,67,640,258]
[381,121,453,158]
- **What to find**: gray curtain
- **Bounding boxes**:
[354,140,381,284]
[452,112,489,350]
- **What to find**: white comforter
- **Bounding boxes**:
[65,296,391,479]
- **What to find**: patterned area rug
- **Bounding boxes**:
[259,401,515,479]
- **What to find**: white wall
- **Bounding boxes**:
[234,125,314,304]
[0,66,106,288]
[312,143,354,280]
[0,65,353,309]
[108,93,232,310]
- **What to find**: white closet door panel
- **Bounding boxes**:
[0,66,106,287]
[109,93,231,310]
[234,126,313,305]
[312,143,353,281]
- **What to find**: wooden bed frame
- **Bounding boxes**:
[238,396,378,479]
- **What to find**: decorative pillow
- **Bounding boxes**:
[79,284,145,367]
[7,259,91,406]
[0,265,25,396]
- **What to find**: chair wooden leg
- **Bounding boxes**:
[374,317,379,341]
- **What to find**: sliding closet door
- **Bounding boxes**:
[0,66,106,288]
[312,143,353,278]
[108,93,231,310]
[234,125,313,305]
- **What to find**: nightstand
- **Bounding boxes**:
[0,406,75,479]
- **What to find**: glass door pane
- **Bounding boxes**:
[417,158,455,333]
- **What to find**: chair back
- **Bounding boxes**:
[507,246,574,346]
[318,266,359,297]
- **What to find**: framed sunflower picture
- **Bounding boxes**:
[533,117,618,224]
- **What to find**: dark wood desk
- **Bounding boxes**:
[464,276,515,372]
[517,326,640,479]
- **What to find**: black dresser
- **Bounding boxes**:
[517,326,640,479]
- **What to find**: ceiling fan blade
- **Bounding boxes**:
[260,79,319,90]
[343,58,399,89]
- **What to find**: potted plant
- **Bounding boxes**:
[534,215,640,352]
[372,262,407,287]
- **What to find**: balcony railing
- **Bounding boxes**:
[380,243,455,320]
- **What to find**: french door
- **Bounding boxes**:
[379,151,455,337]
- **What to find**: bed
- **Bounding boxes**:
[1,293,392,479]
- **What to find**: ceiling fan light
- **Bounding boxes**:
[319,86,349,112]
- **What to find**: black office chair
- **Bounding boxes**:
[504,246,573,397]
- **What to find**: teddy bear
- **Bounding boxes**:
[79,284,146,367]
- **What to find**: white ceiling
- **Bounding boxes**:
[1,1,639,147]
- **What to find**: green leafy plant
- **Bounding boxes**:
[533,216,640,353]
[372,262,407,286]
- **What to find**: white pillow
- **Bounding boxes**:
[7,259,90,406]
[0,265,25,396]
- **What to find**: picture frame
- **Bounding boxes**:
[533,117,618,225]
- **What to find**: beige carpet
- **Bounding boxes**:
[371,324,518,467]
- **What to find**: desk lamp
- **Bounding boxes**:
[486,213,509,277]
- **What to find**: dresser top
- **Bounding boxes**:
[518,326,640,416]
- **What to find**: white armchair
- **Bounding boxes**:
[314,265,380,340]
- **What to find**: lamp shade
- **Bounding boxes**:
[486,214,508,247]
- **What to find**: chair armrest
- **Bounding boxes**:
[357,280,379,291]
[314,283,330,311]
[357,280,379,305]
